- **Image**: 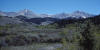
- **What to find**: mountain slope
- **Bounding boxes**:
[53,15,100,28]
[0,16,23,26]
[15,15,59,24]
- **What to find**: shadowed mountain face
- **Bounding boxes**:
[15,15,60,24]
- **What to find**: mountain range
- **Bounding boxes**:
[0,9,98,25]
[0,9,94,19]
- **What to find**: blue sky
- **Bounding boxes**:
[0,0,100,14]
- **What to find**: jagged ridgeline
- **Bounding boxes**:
[0,14,100,50]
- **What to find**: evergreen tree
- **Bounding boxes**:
[79,21,94,50]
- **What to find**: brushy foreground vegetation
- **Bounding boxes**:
[0,15,100,50]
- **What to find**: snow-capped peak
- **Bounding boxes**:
[17,9,40,18]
